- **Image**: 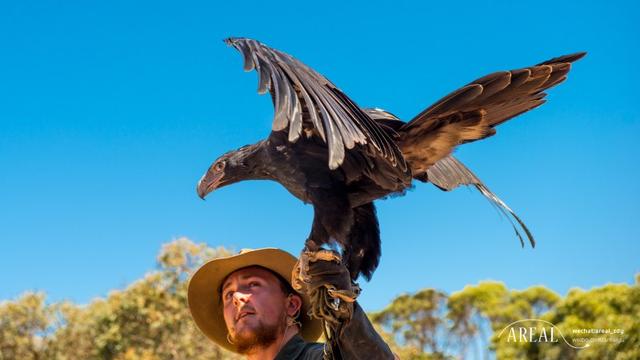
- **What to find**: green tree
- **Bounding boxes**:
[1,238,240,360]
[371,289,450,358]
[52,238,239,360]
[0,292,58,360]
[447,281,510,360]
[537,278,640,360]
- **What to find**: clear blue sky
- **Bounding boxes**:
[1,0,638,311]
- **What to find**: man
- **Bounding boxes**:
[188,248,394,359]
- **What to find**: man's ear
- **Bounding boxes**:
[286,294,302,317]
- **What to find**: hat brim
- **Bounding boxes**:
[188,248,323,353]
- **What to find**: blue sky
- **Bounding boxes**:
[1,0,638,311]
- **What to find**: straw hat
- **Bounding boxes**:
[188,248,323,353]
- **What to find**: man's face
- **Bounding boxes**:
[221,266,299,352]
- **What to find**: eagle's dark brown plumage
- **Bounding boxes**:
[197,37,585,280]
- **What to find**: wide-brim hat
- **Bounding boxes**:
[188,248,323,353]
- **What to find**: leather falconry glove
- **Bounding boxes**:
[292,247,361,359]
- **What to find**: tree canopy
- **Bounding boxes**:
[1,239,637,359]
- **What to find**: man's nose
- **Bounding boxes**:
[232,291,250,306]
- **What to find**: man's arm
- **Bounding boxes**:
[336,302,394,359]
[293,250,395,360]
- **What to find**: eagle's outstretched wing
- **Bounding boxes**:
[365,107,535,247]
[399,52,586,176]
[225,37,406,171]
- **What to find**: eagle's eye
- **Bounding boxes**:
[214,161,225,172]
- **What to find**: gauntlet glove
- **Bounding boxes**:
[292,248,361,359]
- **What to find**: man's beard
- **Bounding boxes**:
[230,315,286,354]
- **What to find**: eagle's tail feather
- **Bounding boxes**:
[345,202,381,281]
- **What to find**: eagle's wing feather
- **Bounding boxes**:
[426,155,534,247]
[225,37,406,171]
[365,108,535,247]
[398,52,586,175]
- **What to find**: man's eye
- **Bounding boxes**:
[249,281,259,287]
[224,291,233,300]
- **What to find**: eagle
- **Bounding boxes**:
[197,37,585,281]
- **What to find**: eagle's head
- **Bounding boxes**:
[196,143,265,199]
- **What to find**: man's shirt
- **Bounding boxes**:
[274,303,394,360]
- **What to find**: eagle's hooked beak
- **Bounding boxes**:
[196,172,224,200]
